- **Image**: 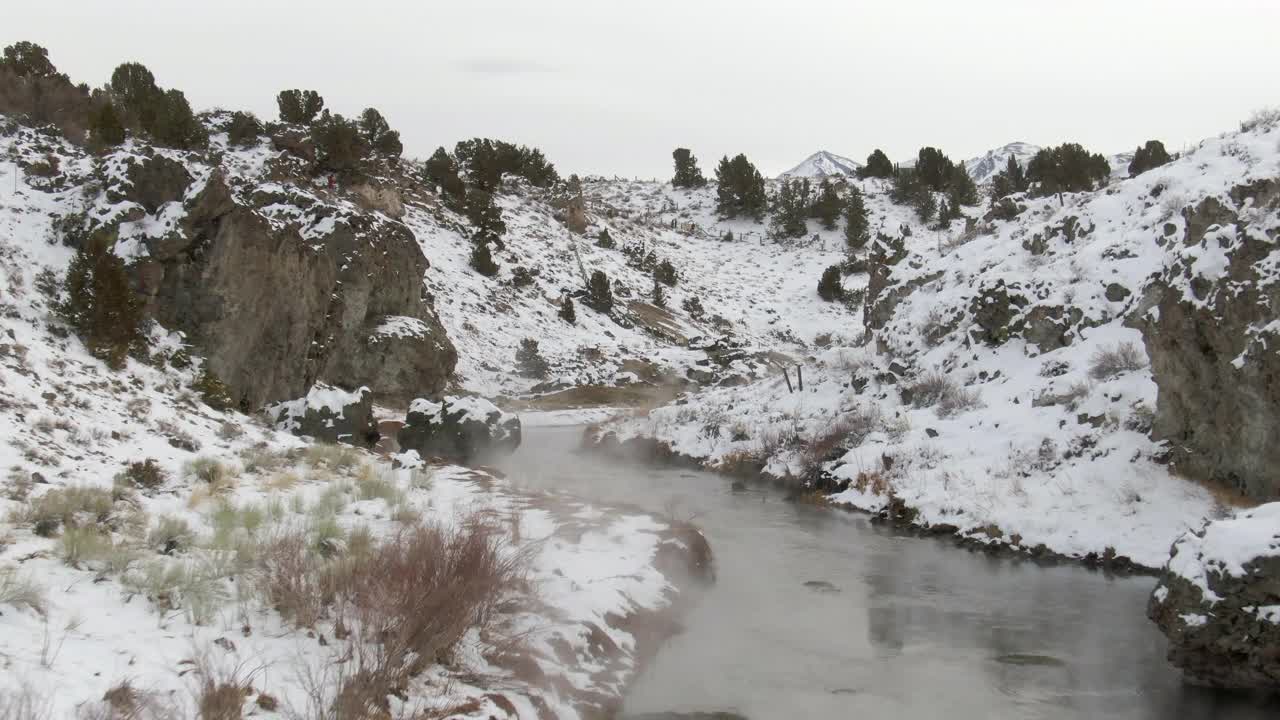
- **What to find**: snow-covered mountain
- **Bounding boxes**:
[963,141,1041,184]
[779,150,862,179]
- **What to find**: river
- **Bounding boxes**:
[499,427,1276,719]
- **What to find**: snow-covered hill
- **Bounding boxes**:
[592,115,1280,570]
[964,141,1041,184]
[778,150,862,179]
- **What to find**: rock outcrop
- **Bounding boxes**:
[269,383,378,446]
[133,166,456,408]
[1138,180,1280,500]
[1148,503,1280,689]
[397,396,521,463]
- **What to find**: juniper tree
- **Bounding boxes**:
[770,177,811,239]
[312,113,366,173]
[843,186,870,250]
[817,265,843,301]
[358,107,402,157]
[671,148,707,188]
[859,149,894,179]
[0,41,61,79]
[1026,143,1111,195]
[469,242,499,277]
[60,232,145,369]
[88,102,125,147]
[1128,140,1172,177]
[276,89,325,125]
[586,270,614,313]
[515,338,550,378]
[947,164,979,207]
[714,154,768,220]
[226,111,263,147]
[915,147,956,192]
[559,296,577,325]
[464,187,506,246]
[990,155,1029,201]
[424,147,466,210]
[810,179,842,230]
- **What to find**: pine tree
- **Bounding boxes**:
[859,149,894,179]
[559,296,577,325]
[915,147,956,192]
[671,148,707,188]
[358,107,402,157]
[990,155,1029,201]
[811,179,842,230]
[312,113,366,173]
[843,186,870,251]
[586,270,613,313]
[655,259,678,286]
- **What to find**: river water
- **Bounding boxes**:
[499,427,1276,720]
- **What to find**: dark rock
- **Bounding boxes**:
[142,170,457,408]
[1140,184,1280,500]
[397,396,521,463]
[125,155,192,214]
[271,126,316,162]
[1105,283,1132,302]
[270,384,378,447]
[925,428,938,438]
[969,280,1029,346]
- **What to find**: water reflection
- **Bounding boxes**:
[500,428,1278,719]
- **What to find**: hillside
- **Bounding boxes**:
[778,150,862,179]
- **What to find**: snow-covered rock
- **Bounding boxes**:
[1148,503,1280,688]
[269,383,377,446]
[398,396,522,462]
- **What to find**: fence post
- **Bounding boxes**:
[797,365,804,392]
[782,366,793,394]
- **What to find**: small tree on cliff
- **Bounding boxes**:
[843,186,869,251]
[276,89,325,125]
[515,338,550,378]
[559,296,577,325]
[858,149,894,179]
[59,233,145,369]
[1128,140,1172,177]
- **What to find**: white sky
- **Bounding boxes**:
[9,0,1280,178]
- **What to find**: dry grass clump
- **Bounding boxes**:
[0,684,51,720]
[0,565,46,615]
[257,516,523,716]
[852,471,891,496]
[302,444,361,473]
[184,457,237,490]
[1088,341,1146,380]
[907,371,983,417]
[118,459,167,491]
[11,485,122,537]
[79,679,184,720]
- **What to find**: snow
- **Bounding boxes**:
[964,141,1042,185]
[1165,502,1280,604]
[269,383,369,431]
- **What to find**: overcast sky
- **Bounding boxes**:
[9,1,1280,178]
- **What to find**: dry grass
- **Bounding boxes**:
[11,485,119,537]
[799,408,881,476]
[79,679,185,720]
[0,684,51,720]
[1088,342,1146,380]
[852,471,891,496]
[907,371,983,417]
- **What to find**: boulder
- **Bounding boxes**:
[1148,503,1280,689]
[397,396,521,463]
[270,383,377,446]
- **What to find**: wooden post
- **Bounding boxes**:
[782,366,793,394]
[797,365,804,392]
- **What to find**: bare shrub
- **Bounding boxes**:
[0,565,46,615]
[906,371,956,408]
[0,684,51,720]
[852,471,890,496]
[1240,106,1280,133]
[1088,342,1145,380]
[184,458,237,490]
[12,485,119,537]
[800,408,881,476]
[120,459,167,491]
[937,386,983,417]
[80,679,184,720]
